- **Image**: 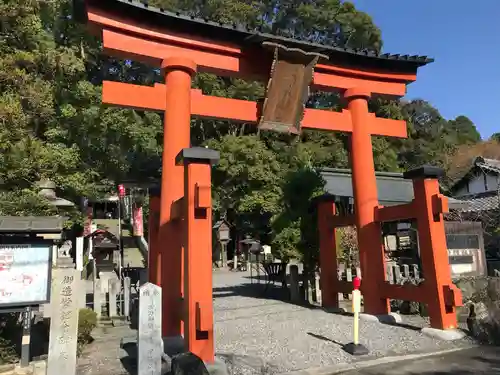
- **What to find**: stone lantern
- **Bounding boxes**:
[36,179,74,265]
[37,179,75,208]
[213,219,231,268]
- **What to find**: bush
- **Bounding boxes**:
[0,313,20,365]
[0,337,18,365]
[77,308,97,356]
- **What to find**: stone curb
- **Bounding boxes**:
[280,346,476,375]
[0,365,15,374]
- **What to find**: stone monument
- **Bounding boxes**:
[47,268,81,375]
[138,283,162,375]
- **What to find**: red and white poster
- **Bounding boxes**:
[0,244,51,306]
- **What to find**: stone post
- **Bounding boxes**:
[47,268,80,375]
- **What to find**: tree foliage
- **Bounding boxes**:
[0,0,484,262]
[444,140,500,185]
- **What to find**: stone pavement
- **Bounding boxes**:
[77,269,478,375]
[337,346,500,374]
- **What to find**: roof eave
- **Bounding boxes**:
[76,0,434,73]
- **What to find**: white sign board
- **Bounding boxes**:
[0,244,51,307]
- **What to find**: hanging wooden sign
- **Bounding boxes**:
[258,42,327,135]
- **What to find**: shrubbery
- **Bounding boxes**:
[77,308,97,356]
[0,313,21,365]
[0,308,98,364]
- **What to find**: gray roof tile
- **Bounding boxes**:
[0,216,65,233]
[320,168,469,210]
[77,0,434,70]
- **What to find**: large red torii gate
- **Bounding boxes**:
[77,0,463,363]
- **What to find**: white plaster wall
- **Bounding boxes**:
[468,174,486,194]
[486,173,499,191]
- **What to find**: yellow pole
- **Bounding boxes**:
[352,289,361,345]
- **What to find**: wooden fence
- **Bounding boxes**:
[298,262,423,306]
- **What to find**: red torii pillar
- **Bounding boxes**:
[346,88,389,314]
[317,88,390,315]
[317,196,339,309]
[148,187,161,285]
[158,57,197,337]
[176,147,219,362]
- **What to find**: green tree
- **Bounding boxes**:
[205,135,283,241]
[397,100,481,170]
[0,0,163,220]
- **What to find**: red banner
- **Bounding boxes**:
[133,206,144,237]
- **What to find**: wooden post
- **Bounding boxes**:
[410,167,462,329]
[289,265,300,304]
[317,196,339,308]
[177,147,219,363]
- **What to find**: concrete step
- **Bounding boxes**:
[123,247,145,268]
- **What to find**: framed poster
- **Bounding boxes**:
[0,241,52,308]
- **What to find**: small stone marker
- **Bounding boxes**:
[138,283,162,375]
[108,279,118,318]
[93,278,102,318]
[47,268,80,375]
[75,237,84,271]
[123,277,131,319]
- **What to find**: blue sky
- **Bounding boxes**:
[352,0,499,139]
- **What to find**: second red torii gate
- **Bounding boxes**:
[77,0,463,362]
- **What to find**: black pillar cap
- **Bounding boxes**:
[403,165,445,180]
[310,193,338,206]
[309,193,339,212]
[148,185,161,197]
[72,0,88,23]
[175,147,220,166]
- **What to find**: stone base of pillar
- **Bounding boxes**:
[359,312,402,324]
[162,335,185,357]
[323,307,346,314]
[171,352,229,375]
[342,342,369,356]
[421,327,466,341]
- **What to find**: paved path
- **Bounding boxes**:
[77,269,478,375]
[338,346,500,375]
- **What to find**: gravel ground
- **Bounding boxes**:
[213,270,475,375]
[76,269,476,375]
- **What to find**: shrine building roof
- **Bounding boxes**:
[75,0,434,73]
